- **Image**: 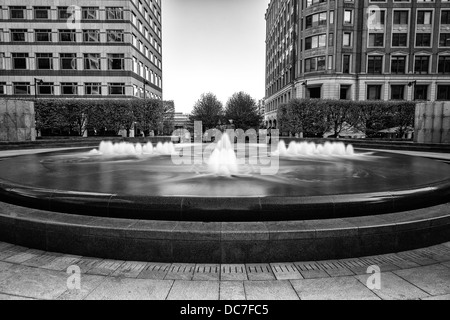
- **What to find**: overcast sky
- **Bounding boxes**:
[162,0,270,114]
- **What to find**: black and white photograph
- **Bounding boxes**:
[0,0,450,309]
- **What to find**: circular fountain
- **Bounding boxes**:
[0,134,449,263]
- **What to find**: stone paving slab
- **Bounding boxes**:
[0,265,69,299]
[85,277,173,300]
[75,257,104,274]
[21,252,62,268]
[111,261,147,278]
[355,272,429,300]
[0,240,450,300]
[0,262,26,283]
[397,250,438,266]
[220,264,248,281]
[0,246,29,261]
[294,262,329,279]
[377,253,421,269]
[3,249,44,264]
[193,264,220,281]
[40,255,82,272]
[335,259,370,275]
[246,264,276,281]
[316,261,355,277]
[167,280,219,300]
[165,264,196,280]
[244,281,299,300]
[422,294,450,300]
[138,263,171,280]
[291,277,380,300]
[57,273,106,300]
[219,281,246,300]
[271,263,303,280]
[394,264,450,296]
[86,260,125,276]
[415,245,450,262]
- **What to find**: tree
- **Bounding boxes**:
[189,93,224,132]
[224,92,262,131]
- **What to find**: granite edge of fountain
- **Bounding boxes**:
[0,200,449,263]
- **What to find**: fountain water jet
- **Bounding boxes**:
[207,133,239,177]
[276,140,355,157]
[96,140,175,156]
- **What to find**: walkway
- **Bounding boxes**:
[0,241,449,300]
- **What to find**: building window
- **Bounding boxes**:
[344,10,353,24]
[107,30,124,42]
[0,83,5,95]
[13,82,30,95]
[416,33,431,47]
[343,55,351,74]
[10,7,26,19]
[34,7,50,20]
[58,7,70,19]
[84,54,100,70]
[438,56,450,74]
[60,53,77,70]
[12,53,28,69]
[85,83,102,95]
[392,33,408,47]
[35,29,52,42]
[60,83,78,95]
[83,30,100,42]
[36,53,53,70]
[391,85,405,100]
[37,82,54,95]
[107,54,125,70]
[368,33,384,47]
[82,7,98,20]
[0,53,4,70]
[59,30,76,42]
[106,7,123,20]
[437,85,450,101]
[414,56,430,74]
[440,33,450,47]
[305,56,326,72]
[11,29,27,42]
[391,56,406,74]
[417,11,433,25]
[414,85,428,101]
[367,85,382,100]
[108,83,125,95]
[367,56,383,74]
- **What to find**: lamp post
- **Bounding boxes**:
[34,78,43,100]
[408,80,417,100]
[302,80,308,98]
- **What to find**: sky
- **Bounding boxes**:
[162,0,270,114]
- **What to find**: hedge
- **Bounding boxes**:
[35,98,170,137]
[277,99,416,138]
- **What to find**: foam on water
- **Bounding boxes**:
[93,141,176,156]
[275,140,355,157]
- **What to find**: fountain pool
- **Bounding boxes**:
[0,136,449,262]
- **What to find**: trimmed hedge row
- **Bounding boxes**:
[277,99,416,138]
[35,98,168,136]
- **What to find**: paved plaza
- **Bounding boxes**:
[0,240,449,300]
[0,148,449,300]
